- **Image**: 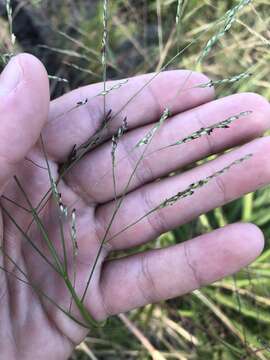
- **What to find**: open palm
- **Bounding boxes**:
[1,54,270,360]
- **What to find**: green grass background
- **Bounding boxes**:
[1,0,270,359]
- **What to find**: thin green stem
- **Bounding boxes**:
[242,193,254,222]
[102,0,109,118]
[69,209,78,313]
[13,176,64,275]
[0,252,90,329]
[81,109,170,303]
[64,276,100,327]
[176,0,185,51]
[0,204,60,275]
[156,0,163,56]
[40,135,68,274]
[1,195,32,213]
[31,7,246,220]
[6,0,16,45]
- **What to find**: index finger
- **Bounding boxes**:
[42,70,214,162]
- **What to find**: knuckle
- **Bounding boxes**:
[137,155,154,183]
[214,175,227,204]
[191,71,212,85]
[223,92,270,137]
[184,242,203,289]
[238,92,270,113]
[120,139,153,186]
[187,71,215,96]
[194,108,215,154]
[99,283,115,319]
[137,253,159,304]
[140,186,168,237]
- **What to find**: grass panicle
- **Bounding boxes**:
[111,117,128,199]
[199,0,252,62]
[6,0,16,45]
[108,154,253,243]
[176,0,185,51]
[198,71,252,88]
[158,111,252,150]
[48,75,69,83]
[102,0,109,117]
[0,1,270,359]
[98,79,129,96]
[137,108,171,147]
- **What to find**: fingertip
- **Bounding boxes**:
[185,222,265,285]
[17,53,47,78]
[190,71,215,95]
[17,53,50,108]
[237,222,265,260]
[182,71,216,105]
[0,53,50,173]
[13,53,50,130]
[216,222,265,269]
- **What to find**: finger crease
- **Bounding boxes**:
[184,242,203,289]
[139,186,169,238]
[214,174,227,204]
[147,81,164,119]
[138,252,160,304]
[194,109,215,155]
[119,140,154,186]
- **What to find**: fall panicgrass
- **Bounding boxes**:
[198,0,252,62]
[176,0,185,51]
[1,1,270,359]
[5,0,16,45]
[2,1,256,329]
[0,108,253,330]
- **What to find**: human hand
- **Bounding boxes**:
[0,54,270,359]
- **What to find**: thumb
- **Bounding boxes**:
[0,53,49,192]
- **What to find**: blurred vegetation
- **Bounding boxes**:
[1,0,270,359]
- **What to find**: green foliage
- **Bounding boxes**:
[1,0,270,359]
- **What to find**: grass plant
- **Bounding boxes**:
[0,0,270,359]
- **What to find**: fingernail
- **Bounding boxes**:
[0,57,22,96]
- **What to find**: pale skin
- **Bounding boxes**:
[0,54,270,359]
